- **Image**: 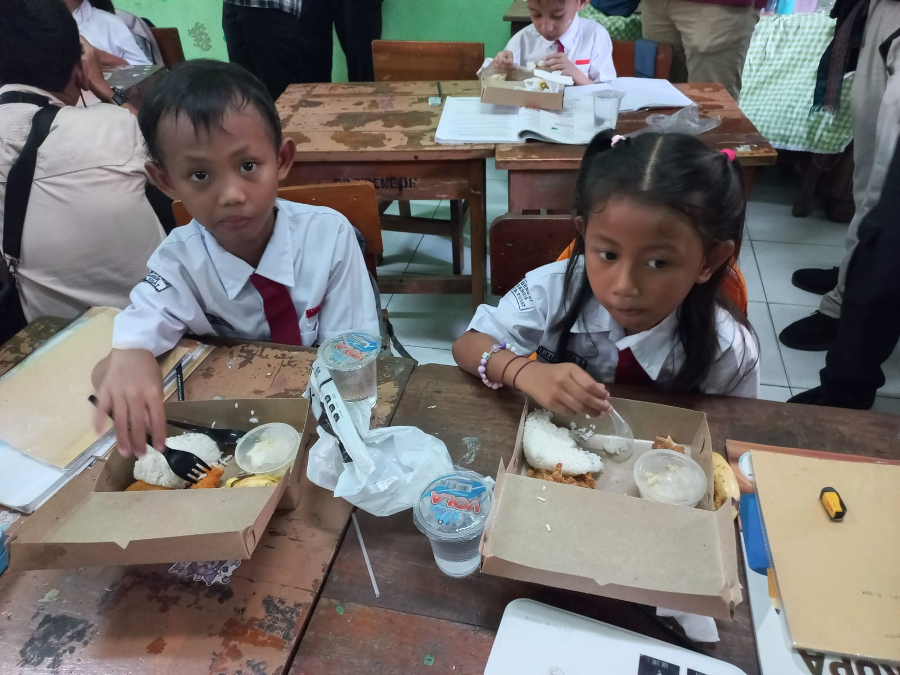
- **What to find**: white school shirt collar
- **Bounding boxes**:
[72,0,94,25]
[202,206,296,301]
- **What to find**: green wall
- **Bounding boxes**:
[113,0,512,81]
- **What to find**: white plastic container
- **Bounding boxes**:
[235,422,301,475]
[633,449,707,508]
[317,332,380,402]
[413,470,493,578]
[593,90,625,130]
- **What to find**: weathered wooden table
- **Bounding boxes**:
[277,81,493,309]
[0,320,415,675]
[103,64,165,109]
[290,364,900,675]
[496,83,777,212]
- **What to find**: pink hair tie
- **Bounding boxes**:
[611,135,626,147]
[720,148,736,162]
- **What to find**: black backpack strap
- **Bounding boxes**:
[0,91,53,107]
[2,99,61,268]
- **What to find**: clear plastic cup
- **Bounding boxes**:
[413,469,493,578]
[235,422,301,475]
[633,449,708,508]
[317,332,380,403]
[593,90,626,129]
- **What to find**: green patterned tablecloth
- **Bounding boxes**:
[579,6,644,40]
[740,13,853,154]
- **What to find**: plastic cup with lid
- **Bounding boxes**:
[593,89,626,129]
[235,422,301,475]
[633,449,708,508]
[413,469,493,578]
[317,332,380,403]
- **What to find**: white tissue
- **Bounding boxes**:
[656,608,719,643]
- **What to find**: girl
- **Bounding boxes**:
[453,130,759,417]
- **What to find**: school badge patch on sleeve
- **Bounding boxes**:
[509,279,534,311]
[141,271,172,292]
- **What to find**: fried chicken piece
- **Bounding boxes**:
[527,462,596,489]
[652,435,685,454]
[125,480,172,492]
[189,464,224,489]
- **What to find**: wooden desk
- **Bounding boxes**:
[277,82,493,309]
[291,365,900,675]
[504,0,530,36]
[496,83,778,213]
[0,321,415,675]
[103,64,165,109]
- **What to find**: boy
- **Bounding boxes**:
[92,60,379,457]
[489,0,615,85]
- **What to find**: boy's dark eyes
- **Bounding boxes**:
[190,171,208,181]
[240,162,257,173]
[647,259,668,269]
[598,250,617,261]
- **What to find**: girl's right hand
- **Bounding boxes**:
[516,361,612,417]
[494,50,515,72]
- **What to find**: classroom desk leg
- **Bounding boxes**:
[468,159,488,311]
[742,167,757,201]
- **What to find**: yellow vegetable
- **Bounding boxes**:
[225,474,280,488]
[712,452,740,519]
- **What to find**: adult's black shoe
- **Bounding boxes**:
[778,311,839,351]
[791,267,839,295]
[788,386,874,410]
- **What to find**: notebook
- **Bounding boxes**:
[564,77,694,112]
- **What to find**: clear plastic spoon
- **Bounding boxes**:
[576,407,635,462]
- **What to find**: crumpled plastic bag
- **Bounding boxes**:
[305,358,453,517]
[631,103,721,137]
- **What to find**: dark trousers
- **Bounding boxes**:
[222,3,310,100]
[300,0,384,82]
[820,139,900,407]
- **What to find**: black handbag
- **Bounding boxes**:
[0,91,61,344]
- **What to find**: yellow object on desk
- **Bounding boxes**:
[820,487,847,521]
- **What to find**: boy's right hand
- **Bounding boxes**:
[516,361,612,418]
[92,349,166,458]
[493,50,516,72]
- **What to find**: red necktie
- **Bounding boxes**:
[615,348,652,386]
[557,41,565,53]
[249,273,303,346]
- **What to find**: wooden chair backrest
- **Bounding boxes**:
[171,182,384,276]
[150,27,186,69]
[372,40,485,81]
[611,40,673,80]
[490,214,577,296]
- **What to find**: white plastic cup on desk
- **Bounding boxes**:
[413,469,493,578]
[316,332,380,405]
[593,90,625,130]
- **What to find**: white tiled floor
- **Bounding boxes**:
[378,166,899,413]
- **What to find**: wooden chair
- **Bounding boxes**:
[372,40,485,275]
[490,214,577,296]
[171,182,384,277]
[611,40,673,80]
[150,27,186,69]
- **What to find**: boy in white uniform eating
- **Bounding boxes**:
[92,60,379,457]
[489,0,615,85]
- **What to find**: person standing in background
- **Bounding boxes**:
[640,0,766,100]
[63,0,151,66]
[222,0,306,100]
[300,0,385,82]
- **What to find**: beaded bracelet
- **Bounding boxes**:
[479,342,513,389]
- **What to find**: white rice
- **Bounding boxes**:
[523,409,603,477]
[134,433,223,488]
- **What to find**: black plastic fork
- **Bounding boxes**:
[88,395,212,484]
[165,419,244,445]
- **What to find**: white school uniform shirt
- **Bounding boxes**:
[73,1,152,66]
[468,260,760,398]
[112,199,380,356]
[486,16,616,84]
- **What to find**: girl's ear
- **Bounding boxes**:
[574,215,587,239]
[697,241,736,284]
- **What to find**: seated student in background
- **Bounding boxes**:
[92,60,379,457]
[452,131,759,417]
[64,0,151,66]
[487,0,615,85]
[0,0,165,330]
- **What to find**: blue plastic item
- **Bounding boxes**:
[634,39,657,78]
[589,0,640,17]
[740,493,772,575]
[0,533,8,577]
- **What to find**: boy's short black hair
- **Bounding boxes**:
[138,59,283,166]
[0,0,82,93]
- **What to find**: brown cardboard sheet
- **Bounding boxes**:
[480,68,565,110]
[751,450,900,662]
[481,398,741,620]
[8,397,311,570]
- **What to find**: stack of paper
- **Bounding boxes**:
[563,77,693,112]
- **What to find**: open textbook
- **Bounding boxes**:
[436,78,693,145]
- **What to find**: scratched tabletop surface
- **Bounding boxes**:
[0,322,414,675]
[277,81,495,163]
[495,82,777,170]
[290,365,900,675]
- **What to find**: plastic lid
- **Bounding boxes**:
[413,470,493,542]
[633,449,708,508]
[234,423,301,474]
[317,332,380,372]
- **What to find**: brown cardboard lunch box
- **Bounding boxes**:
[8,398,312,571]
[480,67,565,111]
[480,397,742,621]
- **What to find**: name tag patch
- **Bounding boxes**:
[205,313,235,331]
[141,271,171,293]
[575,59,590,65]
[509,279,534,311]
